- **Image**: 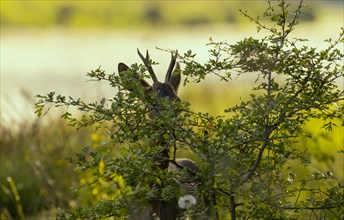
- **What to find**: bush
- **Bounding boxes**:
[35,0,343,219]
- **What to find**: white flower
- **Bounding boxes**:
[178,194,197,209]
[152,213,160,220]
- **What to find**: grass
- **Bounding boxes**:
[0,1,255,28]
[1,1,332,30]
[0,101,94,219]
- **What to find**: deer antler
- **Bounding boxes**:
[165,50,178,83]
[137,49,158,83]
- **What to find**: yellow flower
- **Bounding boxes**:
[98,160,105,175]
[114,175,125,190]
[92,188,98,195]
[91,133,102,147]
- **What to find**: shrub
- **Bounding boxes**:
[36,0,343,219]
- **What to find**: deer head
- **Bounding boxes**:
[118,49,181,119]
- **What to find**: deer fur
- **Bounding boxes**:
[118,49,199,220]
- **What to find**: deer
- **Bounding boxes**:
[118,49,200,220]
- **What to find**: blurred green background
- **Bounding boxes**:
[1,1,343,219]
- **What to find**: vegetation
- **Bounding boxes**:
[0,1,332,29]
[1,0,343,219]
[0,111,89,219]
[32,0,344,219]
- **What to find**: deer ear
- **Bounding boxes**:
[118,63,151,88]
[118,63,130,75]
[170,62,181,92]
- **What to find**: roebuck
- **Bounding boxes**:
[118,49,199,220]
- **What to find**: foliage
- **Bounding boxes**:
[35,0,343,219]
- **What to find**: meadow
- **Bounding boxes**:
[1,1,343,219]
